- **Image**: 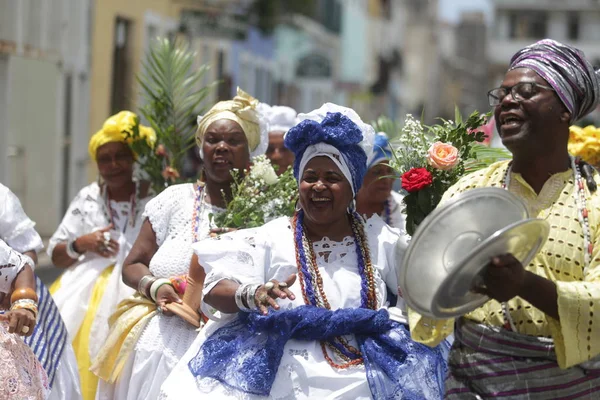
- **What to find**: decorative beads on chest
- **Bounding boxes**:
[292,210,377,369]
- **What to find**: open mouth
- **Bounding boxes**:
[499,113,525,135]
[311,197,332,208]
[213,158,232,167]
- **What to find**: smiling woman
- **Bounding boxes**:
[157,103,450,400]
[91,88,269,400]
[47,111,155,400]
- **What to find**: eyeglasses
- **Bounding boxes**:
[487,82,555,107]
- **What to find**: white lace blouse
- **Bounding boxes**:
[170,215,409,399]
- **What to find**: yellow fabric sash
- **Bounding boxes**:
[90,293,157,383]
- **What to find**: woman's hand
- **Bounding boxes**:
[155,284,183,315]
[254,274,297,315]
[0,309,36,336]
[75,224,119,258]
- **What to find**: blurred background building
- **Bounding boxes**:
[1,0,600,251]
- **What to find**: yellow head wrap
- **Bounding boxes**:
[195,88,265,156]
[89,111,156,161]
[569,125,600,167]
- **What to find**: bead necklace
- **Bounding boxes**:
[191,181,207,243]
[293,210,377,369]
[499,157,592,331]
[102,180,140,234]
[383,199,391,225]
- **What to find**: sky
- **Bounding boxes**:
[438,0,493,23]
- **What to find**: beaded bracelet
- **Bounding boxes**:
[138,275,157,299]
[10,299,38,320]
[66,240,81,259]
[150,278,173,302]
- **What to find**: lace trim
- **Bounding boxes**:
[312,236,355,264]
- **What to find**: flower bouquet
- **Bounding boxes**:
[388,109,509,236]
[211,155,298,229]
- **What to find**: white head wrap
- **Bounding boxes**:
[257,103,299,134]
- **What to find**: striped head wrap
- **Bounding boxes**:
[509,39,600,123]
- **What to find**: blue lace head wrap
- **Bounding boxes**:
[368,133,392,169]
[509,39,600,123]
[284,103,374,195]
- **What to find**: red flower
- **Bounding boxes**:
[401,168,433,192]
[162,166,180,182]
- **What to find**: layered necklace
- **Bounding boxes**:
[293,210,377,369]
[499,157,592,331]
[102,180,140,234]
[191,181,207,243]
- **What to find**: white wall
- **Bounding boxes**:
[5,56,62,236]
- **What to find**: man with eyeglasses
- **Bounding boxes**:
[410,39,600,398]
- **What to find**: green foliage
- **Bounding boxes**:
[133,37,217,194]
[211,156,298,229]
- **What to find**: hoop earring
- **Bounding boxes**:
[295,199,302,212]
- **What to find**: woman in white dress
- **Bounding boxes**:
[0,182,80,399]
[159,104,449,399]
[48,111,155,400]
[356,132,406,231]
[92,88,268,400]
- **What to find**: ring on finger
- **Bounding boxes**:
[264,281,275,291]
[21,326,30,334]
[278,282,288,288]
[257,293,269,304]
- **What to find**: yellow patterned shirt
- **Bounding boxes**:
[409,160,600,369]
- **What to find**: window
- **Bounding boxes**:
[110,18,132,114]
[508,11,547,39]
[567,12,579,40]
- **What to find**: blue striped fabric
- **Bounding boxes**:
[24,276,68,388]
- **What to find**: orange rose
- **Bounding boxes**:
[427,142,459,171]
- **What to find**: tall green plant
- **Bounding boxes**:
[128,37,217,194]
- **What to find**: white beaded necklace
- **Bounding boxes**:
[500,157,593,331]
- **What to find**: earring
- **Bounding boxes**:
[294,199,302,212]
[347,199,356,213]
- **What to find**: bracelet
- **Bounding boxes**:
[149,278,173,302]
[10,299,38,320]
[138,275,157,298]
[245,284,261,311]
[235,284,252,312]
[66,240,81,259]
[11,287,38,304]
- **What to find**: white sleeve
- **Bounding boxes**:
[47,188,89,257]
[142,185,178,246]
[0,239,28,294]
[193,226,269,319]
[0,189,43,253]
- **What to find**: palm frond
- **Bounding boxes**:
[465,144,512,173]
[136,37,217,193]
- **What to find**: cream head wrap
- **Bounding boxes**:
[88,111,156,161]
[196,88,269,158]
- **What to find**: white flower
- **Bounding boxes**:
[249,155,279,185]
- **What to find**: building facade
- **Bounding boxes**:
[0,0,92,236]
